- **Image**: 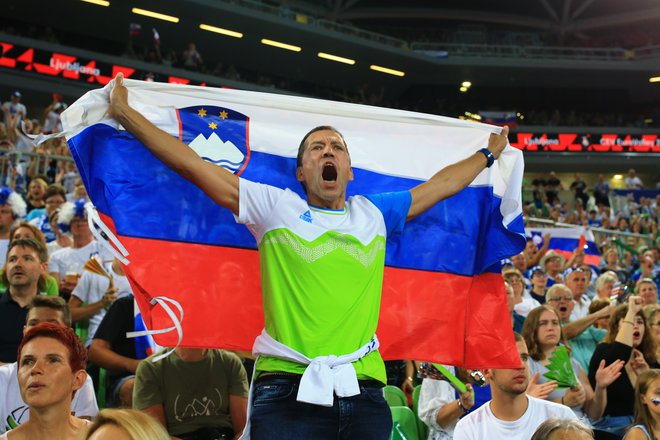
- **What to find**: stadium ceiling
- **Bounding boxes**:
[286,0,660,40]
[1,0,659,104]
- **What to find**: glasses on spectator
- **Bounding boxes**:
[505,277,523,284]
[547,295,573,302]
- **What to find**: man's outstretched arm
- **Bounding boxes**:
[407,126,509,220]
[108,73,240,215]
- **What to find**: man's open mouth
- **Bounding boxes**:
[559,306,567,313]
[322,163,337,182]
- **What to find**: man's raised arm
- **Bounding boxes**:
[108,73,239,215]
[407,126,509,220]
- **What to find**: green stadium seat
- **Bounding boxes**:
[389,406,419,440]
[384,385,408,407]
[412,384,428,439]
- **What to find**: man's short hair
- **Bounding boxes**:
[545,283,572,302]
[26,296,72,327]
[531,418,593,440]
[7,238,48,263]
[43,183,66,202]
[295,125,348,168]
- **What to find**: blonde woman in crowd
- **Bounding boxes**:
[624,369,660,440]
[80,409,170,440]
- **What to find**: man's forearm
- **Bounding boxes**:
[564,314,599,340]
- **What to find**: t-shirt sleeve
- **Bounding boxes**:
[364,191,412,237]
[133,355,164,409]
[48,250,63,275]
[93,298,129,342]
[72,375,99,418]
[235,178,285,235]
[224,352,249,398]
[71,272,92,303]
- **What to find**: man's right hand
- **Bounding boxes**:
[101,287,118,308]
[108,72,129,121]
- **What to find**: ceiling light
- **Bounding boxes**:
[131,7,179,23]
[370,65,405,77]
[650,76,660,83]
[318,52,355,65]
[261,39,301,52]
[81,0,109,6]
[613,174,623,180]
[199,24,243,38]
[462,81,472,88]
[459,86,468,92]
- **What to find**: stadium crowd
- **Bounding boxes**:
[0,78,658,439]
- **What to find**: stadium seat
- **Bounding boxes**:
[412,385,428,439]
[384,385,408,407]
[389,406,419,440]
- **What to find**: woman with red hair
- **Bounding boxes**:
[0,323,89,439]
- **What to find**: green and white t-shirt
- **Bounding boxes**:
[237,179,411,384]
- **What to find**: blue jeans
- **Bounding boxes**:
[250,375,392,439]
[592,415,633,437]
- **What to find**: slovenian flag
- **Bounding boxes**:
[527,227,600,266]
[60,79,526,368]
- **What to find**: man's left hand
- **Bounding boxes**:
[487,126,510,159]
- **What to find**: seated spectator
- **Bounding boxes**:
[28,184,66,246]
[182,43,203,71]
[23,178,48,217]
[0,222,59,297]
[505,281,526,333]
[0,239,48,363]
[48,200,113,300]
[453,333,576,440]
[80,408,169,440]
[88,295,145,407]
[0,297,97,434]
[418,366,480,439]
[528,266,549,304]
[0,323,89,440]
[589,298,612,330]
[522,306,623,424]
[531,418,594,440]
[545,284,612,373]
[632,252,660,288]
[504,269,541,317]
[600,248,628,282]
[625,169,644,190]
[0,187,27,266]
[69,257,132,346]
[511,252,528,277]
[624,369,660,440]
[644,305,660,365]
[593,174,610,208]
[570,174,589,210]
[565,267,592,320]
[588,297,657,436]
[524,233,551,269]
[541,250,565,287]
[133,347,249,439]
[594,272,618,300]
[637,279,658,306]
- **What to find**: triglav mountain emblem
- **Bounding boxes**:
[177,105,251,175]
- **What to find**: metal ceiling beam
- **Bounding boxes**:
[537,0,559,21]
[335,8,555,30]
[566,6,660,31]
[571,0,596,19]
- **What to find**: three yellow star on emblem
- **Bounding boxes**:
[208,122,218,130]
[220,111,228,120]
[197,108,207,117]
